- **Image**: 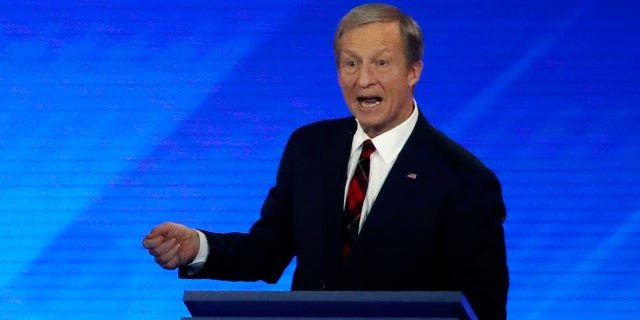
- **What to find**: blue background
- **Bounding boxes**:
[1,0,639,319]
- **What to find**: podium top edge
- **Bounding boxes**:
[183,290,467,303]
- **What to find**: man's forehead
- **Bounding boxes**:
[339,21,400,38]
[340,23,401,44]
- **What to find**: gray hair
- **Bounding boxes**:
[333,3,424,67]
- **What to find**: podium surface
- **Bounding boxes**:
[183,290,477,320]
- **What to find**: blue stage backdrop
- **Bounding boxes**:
[1,1,639,319]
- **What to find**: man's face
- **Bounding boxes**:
[337,22,423,138]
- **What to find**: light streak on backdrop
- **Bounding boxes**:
[1,1,638,319]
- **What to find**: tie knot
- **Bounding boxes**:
[360,139,376,159]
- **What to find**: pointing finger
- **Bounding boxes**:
[142,235,165,250]
[146,222,177,239]
[148,237,177,257]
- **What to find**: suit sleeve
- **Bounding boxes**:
[444,168,509,320]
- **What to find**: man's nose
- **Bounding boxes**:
[357,64,376,87]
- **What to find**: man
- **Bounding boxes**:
[143,3,509,319]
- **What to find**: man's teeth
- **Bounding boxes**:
[358,98,381,107]
[362,100,380,107]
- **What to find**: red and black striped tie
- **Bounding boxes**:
[343,139,376,257]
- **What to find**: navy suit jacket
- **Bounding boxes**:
[180,112,509,319]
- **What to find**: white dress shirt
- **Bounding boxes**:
[344,102,419,232]
[188,102,419,269]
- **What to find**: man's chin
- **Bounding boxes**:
[356,119,386,137]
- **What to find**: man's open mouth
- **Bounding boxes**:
[357,96,382,107]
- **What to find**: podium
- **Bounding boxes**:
[182,291,477,319]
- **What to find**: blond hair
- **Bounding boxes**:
[333,3,424,67]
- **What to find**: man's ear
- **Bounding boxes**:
[408,60,423,87]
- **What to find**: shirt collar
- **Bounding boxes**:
[352,100,419,163]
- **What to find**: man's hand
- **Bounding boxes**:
[142,222,200,270]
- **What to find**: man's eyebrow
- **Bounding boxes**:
[340,49,358,57]
[341,51,394,62]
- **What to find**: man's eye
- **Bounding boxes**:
[377,60,387,66]
[345,60,357,67]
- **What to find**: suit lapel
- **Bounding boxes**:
[328,118,357,212]
[358,113,439,238]
[322,118,357,279]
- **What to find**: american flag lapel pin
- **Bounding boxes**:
[406,172,417,180]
